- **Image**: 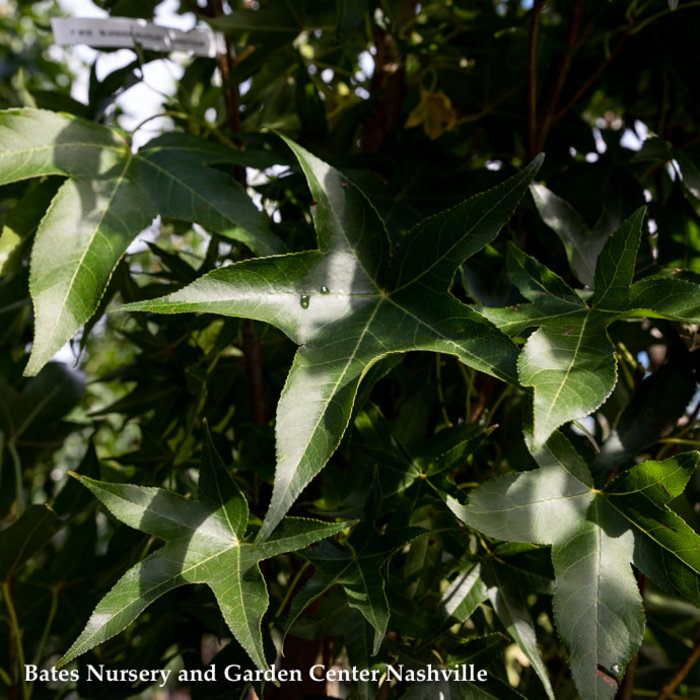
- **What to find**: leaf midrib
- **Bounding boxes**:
[593,230,635,308]
[535,311,591,436]
[511,255,576,301]
[492,303,588,334]
[467,492,590,517]
[2,508,54,580]
[301,161,383,295]
[390,169,532,295]
[353,557,383,633]
[32,155,133,363]
[71,541,236,654]
[605,464,687,497]
[385,295,486,369]
[135,154,246,225]
[603,494,700,571]
[94,484,236,545]
[14,375,72,439]
[267,300,384,517]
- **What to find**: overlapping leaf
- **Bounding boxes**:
[122,137,542,538]
[483,209,700,447]
[530,183,612,287]
[58,430,345,670]
[286,521,424,655]
[480,561,554,700]
[441,559,555,699]
[0,108,284,375]
[0,505,59,580]
[446,431,700,699]
[604,455,700,606]
[591,335,696,475]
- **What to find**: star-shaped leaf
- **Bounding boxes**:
[57,429,346,670]
[483,208,700,447]
[122,137,543,538]
[446,431,700,699]
[0,108,284,375]
[285,521,424,655]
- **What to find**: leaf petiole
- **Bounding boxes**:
[274,560,311,618]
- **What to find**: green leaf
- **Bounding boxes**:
[0,178,60,275]
[398,637,527,700]
[286,524,424,654]
[672,149,700,202]
[623,276,700,321]
[517,310,617,448]
[7,362,85,441]
[58,431,345,669]
[484,208,700,447]
[592,335,696,475]
[604,453,700,606]
[506,241,577,301]
[198,424,249,539]
[441,563,488,623]
[530,183,610,287]
[0,505,59,580]
[121,137,543,538]
[482,561,554,700]
[446,432,700,699]
[593,208,646,311]
[0,108,283,375]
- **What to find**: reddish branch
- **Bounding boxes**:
[359,0,417,152]
[550,20,633,125]
[655,627,700,700]
[537,0,585,152]
[529,1,635,155]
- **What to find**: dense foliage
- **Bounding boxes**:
[2,1,700,699]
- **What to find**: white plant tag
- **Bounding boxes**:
[51,17,225,58]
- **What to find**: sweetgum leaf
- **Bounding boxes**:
[485,208,700,447]
[0,178,61,275]
[58,429,345,669]
[530,183,610,286]
[482,561,554,700]
[0,505,59,580]
[122,136,543,538]
[0,108,283,375]
[286,525,424,654]
[446,431,700,699]
[592,335,696,475]
[604,453,700,606]
[441,563,488,623]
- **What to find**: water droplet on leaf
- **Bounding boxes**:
[611,664,621,675]
[299,295,310,309]
[320,285,330,294]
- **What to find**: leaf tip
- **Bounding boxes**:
[54,648,75,670]
[531,152,545,170]
[23,351,45,378]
